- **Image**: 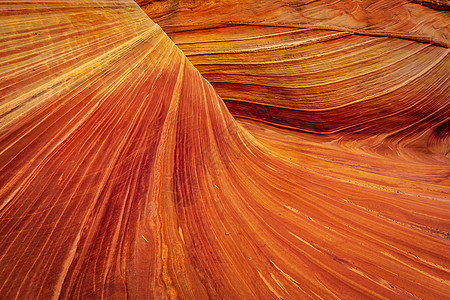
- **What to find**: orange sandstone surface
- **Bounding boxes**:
[0,0,449,299]
[139,0,450,140]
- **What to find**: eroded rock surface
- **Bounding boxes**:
[0,1,449,299]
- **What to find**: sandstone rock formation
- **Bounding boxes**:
[0,0,449,299]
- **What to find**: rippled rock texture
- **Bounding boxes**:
[1,0,449,299]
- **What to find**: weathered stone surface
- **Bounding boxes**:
[0,1,449,299]
[141,0,450,143]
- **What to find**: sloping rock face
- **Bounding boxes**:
[138,0,450,46]
[139,0,450,149]
[0,1,449,299]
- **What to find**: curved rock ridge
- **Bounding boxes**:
[139,0,450,158]
[138,0,450,47]
[0,1,449,300]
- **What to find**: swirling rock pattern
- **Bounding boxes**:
[0,0,449,299]
[140,0,450,148]
[138,0,450,46]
